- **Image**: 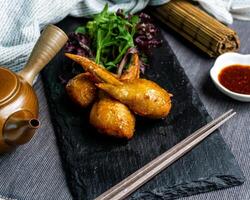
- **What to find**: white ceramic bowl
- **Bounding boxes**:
[210,52,250,102]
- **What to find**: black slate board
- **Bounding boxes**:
[41,17,245,200]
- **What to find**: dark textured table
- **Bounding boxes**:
[0,20,249,200]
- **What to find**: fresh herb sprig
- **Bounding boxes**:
[76,5,139,70]
[65,5,162,74]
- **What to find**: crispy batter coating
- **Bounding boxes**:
[65,53,139,139]
[90,93,135,139]
[120,53,140,81]
[65,53,121,85]
[66,73,97,108]
[97,79,172,119]
[88,54,140,139]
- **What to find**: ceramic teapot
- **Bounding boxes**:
[0,24,68,153]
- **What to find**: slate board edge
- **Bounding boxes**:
[130,175,244,199]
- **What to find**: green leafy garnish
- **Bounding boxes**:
[78,4,139,69]
[75,26,86,34]
[66,5,162,74]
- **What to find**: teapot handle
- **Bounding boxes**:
[18,24,68,85]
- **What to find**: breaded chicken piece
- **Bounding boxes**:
[120,53,140,81]
[89,54,139,139]
[65,53,139,139]
[66,73,97,108]
[97,79,172,119]
[65,53,172,119]
[90,92,135,139]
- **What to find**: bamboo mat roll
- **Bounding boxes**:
[151,0,240,57]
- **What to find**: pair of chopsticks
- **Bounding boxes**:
[95,109,236,200]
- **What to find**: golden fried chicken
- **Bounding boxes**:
[65,53,139,139]
[66,73,97,108]
[89,54,139,139]
[65,53,172,119]
[90,92,135,139]
[120,53,140,81]
[97,79,172,119]
[65,53,121,86]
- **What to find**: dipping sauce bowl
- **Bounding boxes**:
[210,52,250,102]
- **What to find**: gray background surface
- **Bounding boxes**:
[0,20,249,200]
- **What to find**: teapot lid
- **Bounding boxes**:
[0,67,20,105]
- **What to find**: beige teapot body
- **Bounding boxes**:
[0,25,68,153]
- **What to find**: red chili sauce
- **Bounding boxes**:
[218,65,250,95]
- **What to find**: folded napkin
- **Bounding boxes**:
[197,0,250,24]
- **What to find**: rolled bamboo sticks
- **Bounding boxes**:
[151,0,240,57]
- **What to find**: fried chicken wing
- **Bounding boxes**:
[90,92,135,139]
[66,73,97,108]
[97,79,172,119]
[65,53,121,86]
[120,53,140,81]
[89,54,139,139]
[65,53,172,119]
[65,53,139,139]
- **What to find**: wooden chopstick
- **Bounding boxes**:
[95,109,236,200]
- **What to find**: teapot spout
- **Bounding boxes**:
[3,111,40,146]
